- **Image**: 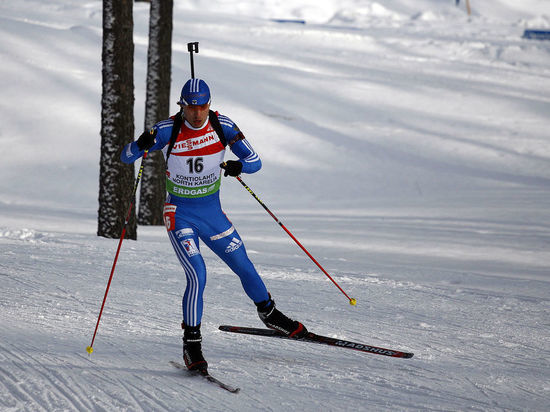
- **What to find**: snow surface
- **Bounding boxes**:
[1,0,550,410]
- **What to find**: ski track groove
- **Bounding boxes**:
[115,377,155,412]
[118,370,181,411]
[464,376,494,403]
[0,343,84,411]
[74,360,146,411]
[515,381,550,403]
[0,343,52,411]
[15,346,93,411]
[0,365,42,411]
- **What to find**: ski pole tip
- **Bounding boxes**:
[349,298,357,306]
[86,346,94,355]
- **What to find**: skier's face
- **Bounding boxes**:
[183,103,210,128]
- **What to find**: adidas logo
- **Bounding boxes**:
[225,237,242,253]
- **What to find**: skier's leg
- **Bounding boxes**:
[165,203,208,369]
[167,228,207,326]
[196,204,307,337]
[204,225,269,303]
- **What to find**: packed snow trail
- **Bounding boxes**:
[1,205,549,410]
[1,0,550,410]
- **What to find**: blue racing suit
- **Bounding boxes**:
[121,112,269,326]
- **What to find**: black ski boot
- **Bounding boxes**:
[182,323,208,372]
[256,297,308,338]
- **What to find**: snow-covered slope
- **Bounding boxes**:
[1,0,549,410]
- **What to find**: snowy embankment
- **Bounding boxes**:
[1,0,550,411]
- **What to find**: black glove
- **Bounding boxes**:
[136,128,157,151]
[220,160,243,177]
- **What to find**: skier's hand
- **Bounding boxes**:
[220,160,243,177]
[136,128,157,151]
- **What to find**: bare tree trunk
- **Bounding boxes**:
[98,0,136,239]
[138,0,173,225]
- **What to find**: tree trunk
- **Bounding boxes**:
[98,0,136,239]
[138,0,173,225]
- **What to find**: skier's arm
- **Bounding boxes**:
[120,140,145,164]
[120,120,173,164]
[218,115,261,174]
[229,137,262,174]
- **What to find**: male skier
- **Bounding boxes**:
[121,78,307,371]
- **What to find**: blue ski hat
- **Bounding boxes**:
[178,78,211,106]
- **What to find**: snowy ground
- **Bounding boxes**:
[1,0,550,411]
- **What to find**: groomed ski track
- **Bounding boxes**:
[1,0,550,411]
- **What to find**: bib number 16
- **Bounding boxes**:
[186,157,204,174]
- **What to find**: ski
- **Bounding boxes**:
[169,361,240,394]
[219,325,414,359]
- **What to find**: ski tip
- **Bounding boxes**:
[171,360,241,394]
[402,352,414,359]
[169,360,183,369]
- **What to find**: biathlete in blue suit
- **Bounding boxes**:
[121,79,307,371]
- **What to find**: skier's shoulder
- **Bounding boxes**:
[213,111,241,140]
[156,117,176,130]
[215,112,236,129]
[151,116,178,145]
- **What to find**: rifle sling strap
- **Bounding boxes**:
[165,110,226,164]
